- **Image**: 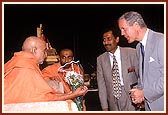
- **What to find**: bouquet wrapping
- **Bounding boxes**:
[65,71,84,111]
[58,61,84,111]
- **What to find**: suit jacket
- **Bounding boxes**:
[136,29,164,111]
[97,47,139,110]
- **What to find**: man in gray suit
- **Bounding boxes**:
[97,27,139,111]
[118,11,164,111]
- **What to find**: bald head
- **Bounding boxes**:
[22,36,45,52]
[22,36,47,64]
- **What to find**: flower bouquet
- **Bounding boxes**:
[58,61,84,111]
[65,71,84,111]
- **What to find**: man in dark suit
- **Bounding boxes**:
[97,27,139,111]
[118,11,164,111]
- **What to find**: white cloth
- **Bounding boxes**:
[3,101,78,113]
[47,79,64,93]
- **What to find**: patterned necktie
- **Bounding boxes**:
[112,55,122,99]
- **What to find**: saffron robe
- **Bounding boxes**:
[4,51,57,104]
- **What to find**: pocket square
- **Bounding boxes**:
[149,57,155,63]
[128,67,135,73]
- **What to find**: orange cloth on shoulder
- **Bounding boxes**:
[4,51,57,104]
[42,62,83,93]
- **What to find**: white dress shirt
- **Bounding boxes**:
[141,28,149,51]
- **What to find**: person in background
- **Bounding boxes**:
[96,27,139,111]
[118,11,164,111]
[42,48,86,111]
[4,36,88,104]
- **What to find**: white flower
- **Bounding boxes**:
[65,71,84,88]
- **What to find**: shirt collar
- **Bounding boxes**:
[109,46,120,58]
[141,28,149,47]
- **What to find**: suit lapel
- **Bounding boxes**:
[120,47,128,86]
[104,52,113,82]
[104,52,112,68]
[144,29,153,79]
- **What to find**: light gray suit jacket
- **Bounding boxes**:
[97,47,139,110]
[136,29,164,111]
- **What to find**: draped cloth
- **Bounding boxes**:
[3,100,78,112]
[42,62,83,93]
[4,51,78,111]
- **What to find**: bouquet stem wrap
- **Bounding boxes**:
[72,85,83,111]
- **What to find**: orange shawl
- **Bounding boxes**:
[4,51,57,104]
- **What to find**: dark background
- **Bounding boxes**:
[4,3,164,73]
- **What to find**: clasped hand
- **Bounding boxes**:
[75,86,88,96]
[130,88,144,104]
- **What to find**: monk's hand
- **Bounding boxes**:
[75,86,88,96]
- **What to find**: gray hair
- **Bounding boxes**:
[118,11,147,28]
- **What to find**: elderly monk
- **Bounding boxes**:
[42,48,86,110]
[4,36,88,104]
